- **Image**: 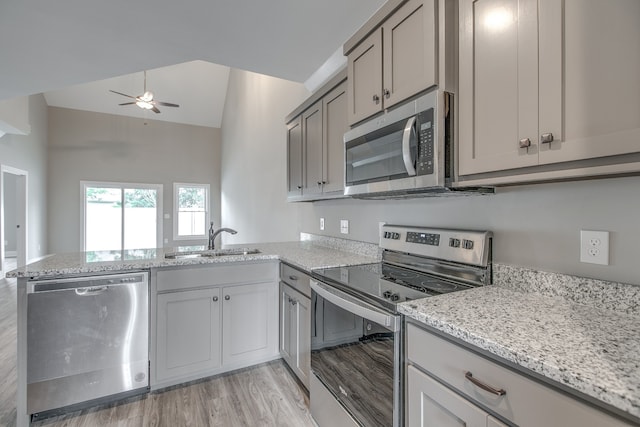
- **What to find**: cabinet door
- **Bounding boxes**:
[222,282,278,366]
[280,284,294,365]
[295,293,311,389]
[407,365,489,427]
[487,415,509,427]
[156,288,221,382]
[322,81,347,194]
[347,28,383,125]
[538,0,640,164]
[303,101,324,196]
[382,0,437,109]
[458,0,539,175]
[287,117,303,198]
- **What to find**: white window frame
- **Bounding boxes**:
[80,181,164,251]
[173,182,210,241]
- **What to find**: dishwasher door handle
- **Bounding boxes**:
[75,286,108,296]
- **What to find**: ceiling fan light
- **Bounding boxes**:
[136,101,154,109]
[141,91,154,102]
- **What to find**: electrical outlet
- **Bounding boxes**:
[320,218,325,231]
[580,230,609,265]
[340,219,349,234]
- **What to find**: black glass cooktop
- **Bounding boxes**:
[313,263,473,311]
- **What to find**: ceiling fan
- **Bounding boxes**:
[109,71,179,113]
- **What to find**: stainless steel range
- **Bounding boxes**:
[310,225,493,427]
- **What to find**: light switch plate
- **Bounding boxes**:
[340,219,349,234]
[580,230,609,265]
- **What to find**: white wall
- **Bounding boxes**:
[47,107,221,253]
[0,94,48,261]
[219,69,310,245]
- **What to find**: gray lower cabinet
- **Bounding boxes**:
[406,323,633,427]
[156,287,222,382]
[408,365,507,427]
[152,262,279,389]
[279,263,311,389]
[280,283,310,389]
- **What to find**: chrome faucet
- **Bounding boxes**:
[208,222,238,250]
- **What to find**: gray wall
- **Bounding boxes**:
[0,94,48,261]
[3,173,17,253]
[297,177,640,285]
[219,69,310,245]
[48,107,221,253]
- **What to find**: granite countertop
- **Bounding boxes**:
[399,285,640,422]
[6,241,379,279]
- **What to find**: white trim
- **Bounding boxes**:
[0,165,28,275]
[172,182,210,241]
[80,181,164,251]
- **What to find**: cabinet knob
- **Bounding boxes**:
[372,94,380,104]
[519,138,531,148]
[317,181,322,186]
[540,133,554,144]
[322,181,327,185]
[296,185,302,190]
[383,89,390,99]
[224,295,230,301]
[289,275,298,281]
[291,299,297,306]
[212,296,218,302]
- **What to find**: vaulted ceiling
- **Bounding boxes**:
[0,0,385,127]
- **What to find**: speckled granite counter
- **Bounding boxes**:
[6,240,379,279]
[399,277,640,422]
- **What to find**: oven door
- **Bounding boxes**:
[310,280,401,427]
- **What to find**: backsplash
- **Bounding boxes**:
[300,233,381,259]
[494,263,640,317]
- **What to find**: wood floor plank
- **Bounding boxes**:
[0,271,315,427]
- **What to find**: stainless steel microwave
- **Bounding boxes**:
[344,90,452,197]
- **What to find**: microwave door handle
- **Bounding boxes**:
[402,116,417,176]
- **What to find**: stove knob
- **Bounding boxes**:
[393,233,400,240]
[383,232,389,239]
[383,290,392,299]
[390,293,400,301]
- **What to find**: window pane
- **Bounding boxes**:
[124,188,157,249]
[177,186,207,237]
[85,187,122,251]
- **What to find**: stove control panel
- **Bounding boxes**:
[406,232,440,246]
[380,225,493,267]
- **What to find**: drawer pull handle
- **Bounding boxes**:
[289,275,298,281]
[464,371,506,396]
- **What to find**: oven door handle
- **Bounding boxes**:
[310,280,400,332]
[402,116,417,177]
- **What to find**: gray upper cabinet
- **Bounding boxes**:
[285,74,347,202]
[302,101,324,197]
[322,81,348,194]
[458,0,640,179]
[286,116,303,199]
[347,29,383,125]
[346,0,437,126]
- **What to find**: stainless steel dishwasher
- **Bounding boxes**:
[26,272,149,419]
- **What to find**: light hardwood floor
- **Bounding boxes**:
[0,269,316,427]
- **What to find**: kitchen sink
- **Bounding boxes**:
[164,248,261,259]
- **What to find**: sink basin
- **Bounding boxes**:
[164,248,261,259]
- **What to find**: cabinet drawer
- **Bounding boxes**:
[280,263,310,298]
[157,261,277,292]
[407,323,631,427]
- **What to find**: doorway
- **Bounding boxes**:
[0,166,28,277]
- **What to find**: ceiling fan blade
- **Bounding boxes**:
[151,106,161,113]
[119,102,136,106]
[109,90,136,99]
[156,101,179,108]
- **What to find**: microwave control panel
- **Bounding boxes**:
[416,108,435,176]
